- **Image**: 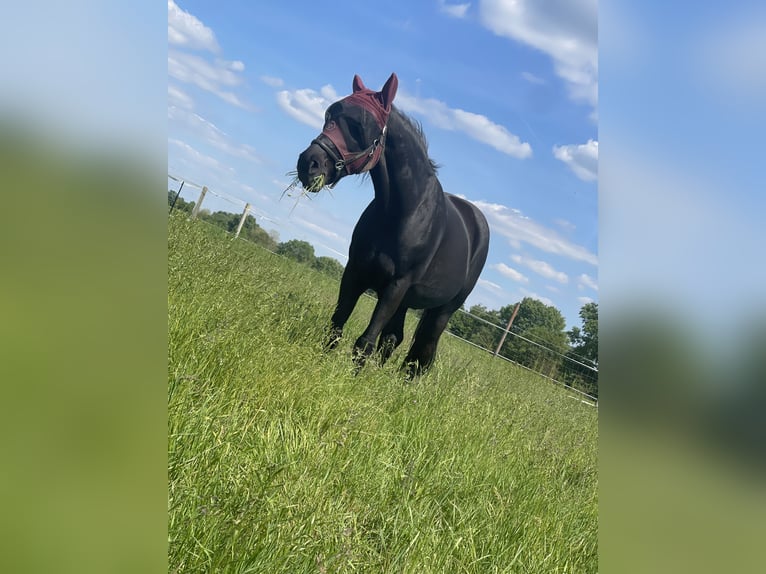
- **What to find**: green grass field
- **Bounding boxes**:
[168,213,598,573]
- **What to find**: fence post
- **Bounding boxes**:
[493,302,520,358]
[169,181,184,213]
[190,186,208,219]
[234,203,251,239]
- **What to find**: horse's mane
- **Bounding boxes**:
[390,105,440,173]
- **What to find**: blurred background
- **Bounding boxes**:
[0,2,166,573]
[600,1,766,571]
[1,1,764,572]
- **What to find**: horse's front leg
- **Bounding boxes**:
[353,280,410,370]
[377,303,408,366]
[326,268,366,351]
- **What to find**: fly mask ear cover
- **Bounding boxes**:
[318,73,399,176]
[345,73,398,130]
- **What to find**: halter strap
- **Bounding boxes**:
[312,123,387,187]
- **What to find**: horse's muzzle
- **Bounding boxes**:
[296,141,339,191]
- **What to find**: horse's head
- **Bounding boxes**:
[297,73,398,191]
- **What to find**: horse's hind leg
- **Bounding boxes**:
[403,307,453,377]
[377,303,407,366]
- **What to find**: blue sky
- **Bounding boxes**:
[167,0,598,331]
[598,0,766,346]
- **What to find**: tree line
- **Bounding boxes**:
[448,299,598,397]
[168,191,345,280]
[169,190,597,396]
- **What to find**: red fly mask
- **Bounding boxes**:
[312,73,399,185]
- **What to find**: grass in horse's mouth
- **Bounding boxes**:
[282,172,330,214]
[306,173,325,192]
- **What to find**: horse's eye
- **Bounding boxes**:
[348,121,363,141]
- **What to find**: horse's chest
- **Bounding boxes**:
[355,248,397,284]
[350,209,441,286]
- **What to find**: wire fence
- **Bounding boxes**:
[167,174,598,406]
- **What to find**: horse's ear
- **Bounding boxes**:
[352,74,366,93]
[379,73,398,110]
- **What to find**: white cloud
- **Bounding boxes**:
[477,278,503,291]
[168,138,234,175]
[478,0,597,110]
[168,0,220,53]
[578,296,595,305]
[521,71,546,85]
[519,288,555,307]
[275,83,531,158]
[237,183,272,204]
[260,75,284,88]
[397,92,532,158]
[166,3,251,110]
[320,85,340,101]
[511,254,568,283]
[453,109,532,158]
[553,139,598,182]
[293,217,344,242]
[439,1,471,18]
[168,84,194,110]
[168,50,250,109]
[168,106,263,164]
[578,273,598,291]
[276,86,338,130]
[491,263,529,283]
[554,218,576,232]
[476,200,597,266]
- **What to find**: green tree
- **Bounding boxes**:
[562,302,599,397]
[568,302,598,365]
[166,196,277,252]
[245,226,278,251]
[448,304,503,350]
[313,256,345,280]
[503,297,567,340]
[500,297,568,375]
[236,214,278,251]
[276,239,315,265]
[204,210,238,232]
[167,190,193,213]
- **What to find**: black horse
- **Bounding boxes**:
[296,73,490,376]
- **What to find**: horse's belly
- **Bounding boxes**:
[404,280,462,309]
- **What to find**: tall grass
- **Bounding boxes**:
[168,213,597,573]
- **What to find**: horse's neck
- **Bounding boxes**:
[370,119,438,215]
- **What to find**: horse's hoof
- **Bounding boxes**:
[351,337,375,373]
[402,359,425,380]
[324,328,343,352]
